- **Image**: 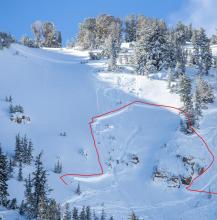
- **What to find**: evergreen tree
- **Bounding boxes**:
[53,31,62,48]
[194,76,203,120]
[76,18,97,49]
[125,15,137,42]
[93,211,99,220]
[167,33,177,70]
[128,211,138,220]
[19,200,26,215]
[167,68,175,90]
[20,36,37,48]
[170,25,187,77]
[45,199,61,220]
[179,74,192,107]
[14,134,22,163]
[134,19,171,75]
[32,152,49,218]
[7,158,14,178]
[107,35,119,71]
[26,140,33,165]
[72,207,79,220]
[8,95,12,102]
[100,209,106,220]
[145,20,170,73]
[32,20,43,46]
[76,14,122,50]
[0,147,8,206]
[42,22,59,48]
[134,39,146,75]
[186,23,193,42]
[14,134,33,165]
[54,160,62,174]
[174,49,186,77]
[179,73,195,131]
[195,76,215,104]
[38,196,48,219]
[200,28,212,75]
[76,182,81,195]
[192,28,212,75]
[24,174,35,219]
[63,203,71,220]
[8,198,17,209]
[174,21,188,45]
[0,32,15,48]
[86,206,91,220]
[80,206,86,220]
[22,135,28,164]
[95,14,122,49]
[17,160,23,181]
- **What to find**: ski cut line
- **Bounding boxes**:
[60,100,216,195]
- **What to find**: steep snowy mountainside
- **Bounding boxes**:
[1,44,217,219]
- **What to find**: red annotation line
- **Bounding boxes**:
[60,100,216,195]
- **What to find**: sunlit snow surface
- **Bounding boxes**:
[1,44,217,219]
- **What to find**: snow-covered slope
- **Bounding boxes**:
[1,44,217,219]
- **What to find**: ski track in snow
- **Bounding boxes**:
[112,127,140,208]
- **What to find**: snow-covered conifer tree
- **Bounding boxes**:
[14,134,22,163]
[17,160,23,181]
[54,159,62,174]
[32,152,49,218]
[129,211,138,220]
[0,147,9,206]
[42,22,56,47]
[107,35,119,71]
[26,140,34,165]
[195,76,215,104]
[7,158,14,178]
[100,209,106,220]
[45,199,61,220]
[32,20,43,46]
[80,206,86,220]
[192,28,212,75]
[72,207,79,220]
[86,206,91,220]
[63,203,71,220]
[24,174,35,219]
[179,73,195,131]
[76,182,81,195]
[125,15,137,42]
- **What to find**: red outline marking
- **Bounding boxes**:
[60,101,216,194]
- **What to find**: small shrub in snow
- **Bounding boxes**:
[9,104,31,124]
[9,104,24,114]
[60,131,67,137]
[180,176,192,185]
[78,148,88,158]
[89,51,101,60]
[128,153,139,164]
[5,95,12,102]
[80,60,88,64]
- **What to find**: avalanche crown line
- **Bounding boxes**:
[60,100,216,195]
